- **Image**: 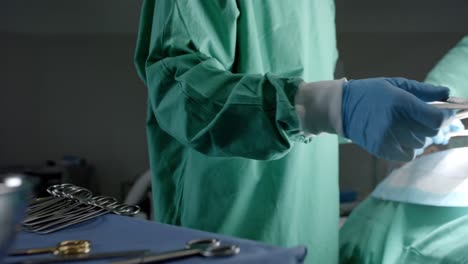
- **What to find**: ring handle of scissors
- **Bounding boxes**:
[62,186,90,198]
[55,245,91,256]
[43,184,140,216]
[106,204,140,216]
[47,184,90,199]
[47,184,73,196]
[186,238,220,249]
[58,240,91,247]
[91,196,118,208]
[65,188,93,200]
[201,245,240,257]
[74,190,94,202]
[48,184,79,197]
[46,184,60,196]
[55,240,91,256]
[185,238,240,257]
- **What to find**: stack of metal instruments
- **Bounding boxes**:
[23,184,140,234]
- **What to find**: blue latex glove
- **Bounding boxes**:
[414,118,465,156]
[342,77,454,161]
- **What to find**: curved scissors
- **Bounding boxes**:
[24,183,141,234]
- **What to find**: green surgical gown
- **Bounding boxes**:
[340,197,468,264]
[135,1,339,263]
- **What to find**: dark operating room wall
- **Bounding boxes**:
[1,0,146,199]
[0,33,148,198]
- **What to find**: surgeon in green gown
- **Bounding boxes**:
[340,36,468,264]
[134,1,455,263]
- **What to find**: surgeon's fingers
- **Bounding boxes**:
[386,77,450,102]
[401,97,454,132]
[378,132,415,162]
[392,126,426,149]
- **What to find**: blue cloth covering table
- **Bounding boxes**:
[5,214,307,264]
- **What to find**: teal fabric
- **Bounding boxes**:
[426,36,468,98]
[135,1,340,263]
[340,197,468,264]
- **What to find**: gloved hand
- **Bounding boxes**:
[342,77,454,161]
[414,118,465,156]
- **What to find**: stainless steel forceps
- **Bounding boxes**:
[22,184,140,234]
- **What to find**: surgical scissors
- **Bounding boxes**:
[22,184,140,234]
[26,185,92,216]
[10,240,91,256]
[111,238,240,264]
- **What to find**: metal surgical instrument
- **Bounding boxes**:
[9,240,91,256]
[22,184,140,234]
[430,97,468,139]
[111,238,240,264]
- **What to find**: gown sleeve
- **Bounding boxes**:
[134,0,308,160]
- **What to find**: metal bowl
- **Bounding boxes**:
[0,175,31,261]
